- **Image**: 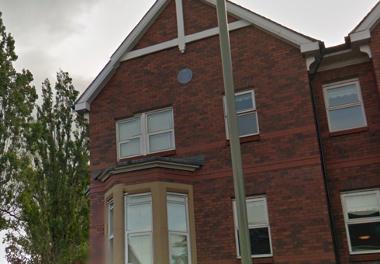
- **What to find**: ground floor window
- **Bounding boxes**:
[105,182,196,264]
[125,193,153,264]
[233,196,273,258]
[341,189,380,254]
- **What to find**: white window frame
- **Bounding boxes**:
[233,196,273,258]
[167,193,192,264]
[341,189,380,255]
[124,193,154,264]
[116,107,175,160]
[323,79,367,132]
[107,200,114,264]
[223,90,260,138]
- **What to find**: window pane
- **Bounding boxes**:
[148,110,173,133]
[108,204,114,237]
[128,235,153,264]
[149,132,173,153]
[235,92,254,112]
[238,112,258,136]
[329,105,366,131]
[247,200,267,226]
[346,193,380,220]
[348,222,380,252]
[168,200,187,232]
[109,239,113,264]
[119,119,141,141]
[250,228,271,255]
[127,198,152,232]
[120,139,140,158]
[327,84,360,107]
[169,234,189,264]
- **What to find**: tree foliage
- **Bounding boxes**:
[5,71,89,264]
[0,12,37,229]
[0,12,89,263]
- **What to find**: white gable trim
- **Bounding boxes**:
[351,1,380,33]
[175,0,186,52]
[202,0,319,50]
[350,1,380,44]
[75,0,320,112]
[121,20,250,61]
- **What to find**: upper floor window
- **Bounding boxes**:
[233,196,272,258]
[117,108,175,159]
[323,79,367,132]
[341,190,380,254]
[224,90,259,138]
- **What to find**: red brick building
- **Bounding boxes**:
[75,1,380,263]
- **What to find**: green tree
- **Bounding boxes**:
[0,12,37,229]
[6,71,89,264]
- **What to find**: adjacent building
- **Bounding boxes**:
[75,0,380,263]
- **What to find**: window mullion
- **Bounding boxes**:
[141,113,148,155]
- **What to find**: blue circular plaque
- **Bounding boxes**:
[177,68,193,85]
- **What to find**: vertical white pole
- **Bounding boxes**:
[216,1,252,263]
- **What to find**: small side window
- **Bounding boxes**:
[233,196,272,258]
[224,90,259,138]
[341,190,380,254]
[323,80,367,132]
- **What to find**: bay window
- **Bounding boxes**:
[105,183,196,264]
[107,201,114,264]
[125,194,153,264]
[167,193,191,264]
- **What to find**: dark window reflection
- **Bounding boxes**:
[349,222,380,252]
[237,228,271,256]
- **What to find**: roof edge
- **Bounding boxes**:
[351,1,380,34]
[75,0,170,112]
[75,0,322,112]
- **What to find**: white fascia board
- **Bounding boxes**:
[202,0,319,50]
[350,30,371,44]
[351,1,380,33]
[121,20,250,61]
[300,42,320,54]
[75,101,91,112]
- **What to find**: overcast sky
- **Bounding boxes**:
[0,0,378,262]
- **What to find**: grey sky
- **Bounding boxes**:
[0,0,378,262]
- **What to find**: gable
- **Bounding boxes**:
[75,0,321,113]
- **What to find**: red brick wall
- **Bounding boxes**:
[371,22,380,98]
[312,62,380,263]
[89,0,337,263]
